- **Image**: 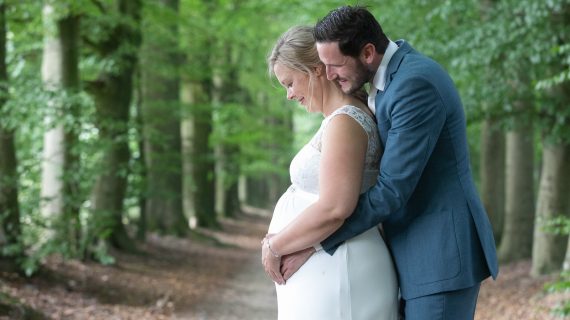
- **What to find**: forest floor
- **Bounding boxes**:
[0,207,568,320]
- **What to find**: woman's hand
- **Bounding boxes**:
[261,235,285,285]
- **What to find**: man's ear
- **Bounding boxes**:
[360,43,376,64]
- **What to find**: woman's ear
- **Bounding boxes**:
[314,64,325,76]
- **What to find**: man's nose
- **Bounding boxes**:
[287,88,294,100]
[325,66,336,81]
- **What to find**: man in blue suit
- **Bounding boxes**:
[283,6,498,319]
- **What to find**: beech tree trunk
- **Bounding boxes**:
[180,80,217,228]
[0,3,21,248]
[532,0,570,277]
[40,3,81,251]
[191,81,217,228]
[498,113,535,262]
[477,0,505,244]
[88,0,141,251]
[531,142,570,276]
[480,118,505,243]
[180,82,195,227]
[246,177,271,209]
[140,0,186,235]
[212,60,241,218]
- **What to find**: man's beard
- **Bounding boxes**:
[345,61,375,95]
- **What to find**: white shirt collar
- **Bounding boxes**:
[370,40,399,93]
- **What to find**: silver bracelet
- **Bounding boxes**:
[267,239,281,258]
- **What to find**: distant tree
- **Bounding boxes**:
[189,79,217,228]
[478,0,505,244]
[0,2,21,254]
[39,0,81,255]
[179,0,217,228]
[140,0,186,236]
[480,117,505,242]
[495,2,536,263]
[531,0,570,275]
[532,142,570,275]
[85,0,142,251]
[499,101,535,262]
[212,47,242,219]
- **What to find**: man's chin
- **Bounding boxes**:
[338,83,353,94]
[343,86,359,95]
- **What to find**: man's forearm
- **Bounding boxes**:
[321,192,386,254]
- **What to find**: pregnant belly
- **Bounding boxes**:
[268,185,318,234]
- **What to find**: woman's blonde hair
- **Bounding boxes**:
[267,25,323,78]
[267,25,369,107]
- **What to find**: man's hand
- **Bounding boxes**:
[281,247,315,281]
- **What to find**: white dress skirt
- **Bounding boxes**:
[267,106,399,320]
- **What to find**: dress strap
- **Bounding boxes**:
[325,105,376,136]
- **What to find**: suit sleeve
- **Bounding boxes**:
[321,75,447,254]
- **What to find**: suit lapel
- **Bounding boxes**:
[374,40,414,144]
[374,40,414,116]
[383,40,413,91]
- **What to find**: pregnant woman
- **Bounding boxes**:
[261,25,399,320]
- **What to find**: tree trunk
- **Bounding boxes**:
[40,3,81,252]
[180,79,217,228]
[40,3,64,222]
[264,95,293,210]
[238,175,247,205]
[59,14,81,242]
[478,0,505,244]
[140,0,186,235]
[215,143,241,218]
[564,235,570,272]
[531,143,570,276]
[88,0,142,252]
[214,144,225,216]
[212,63,241,218]
[0,3,21,248]
[246,177,270,208]
[480,118,505,244]
[498,114,535,262]
[134,66,147,241]
[191,82,217,228]
[180,82,195,227]
[222,157,241,217]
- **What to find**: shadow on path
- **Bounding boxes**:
[175,206,277,319]
[175,253,277,320]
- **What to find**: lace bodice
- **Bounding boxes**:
[289,105,382,195]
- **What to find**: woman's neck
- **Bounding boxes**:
[321,82,362,117]
[322,81,364,117]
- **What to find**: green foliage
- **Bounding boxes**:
[542,215,570,235]
[2,0,568,280]
[90,240,116,265]
[1,0,145,274]
[545,270,570,316]
[542,215,570,316]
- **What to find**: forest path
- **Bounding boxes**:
[0,207,568,320]
[0,208,278,320]
[175,249,277,319]
[174,207,277,319]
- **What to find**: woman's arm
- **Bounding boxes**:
[262,113,368,281]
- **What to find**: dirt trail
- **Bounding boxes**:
[0,209,568,320]
[175,253,277,319]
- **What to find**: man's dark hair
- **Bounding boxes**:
[314,5,389,57]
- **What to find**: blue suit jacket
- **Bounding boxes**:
[321,40,498,300]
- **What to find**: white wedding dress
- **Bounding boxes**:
[268,105,399,320]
